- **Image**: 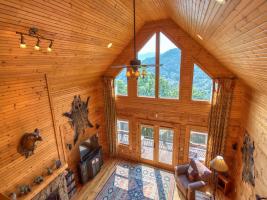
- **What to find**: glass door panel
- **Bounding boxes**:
[159,128,174,165]
[141,125,154,161]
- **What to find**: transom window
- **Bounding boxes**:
[117,119,129,145]
[115,68,128,96]
[189,130,208,162]
[192,64,213,101]
[137,32,181,99]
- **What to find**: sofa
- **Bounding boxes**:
[175,159,212,200]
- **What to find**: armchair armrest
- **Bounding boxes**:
[175,164,189,176]
[187,181,206,200]
[188,181,206,190]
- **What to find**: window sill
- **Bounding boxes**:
[117,143,130,148]
[191,99,211,104]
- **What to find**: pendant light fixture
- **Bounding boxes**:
[111,0,161,79]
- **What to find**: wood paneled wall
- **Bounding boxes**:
[0,74,63,196]
[107,20,246,185]
[49,75,108,181]
[0,73,107,197]
[232,90,267,199]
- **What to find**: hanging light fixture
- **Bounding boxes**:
[19,33,27,49]
[141,69,147,78]
[111,0,162,79]
[34,38,40,50]
[135,70,140,77]
[126,70,131,78]
[16,27,54,52]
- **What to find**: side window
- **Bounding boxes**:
[115,68,128,96]
[189,130,208,162]
[137,34,156,97]
[159,32,181,99]
[192,64,213,101]
[117,119,129,145]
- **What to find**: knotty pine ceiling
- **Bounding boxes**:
[0,0,266,92]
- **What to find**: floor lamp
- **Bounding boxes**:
[210,155,229,200]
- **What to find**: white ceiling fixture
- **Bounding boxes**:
[215,0,226,5]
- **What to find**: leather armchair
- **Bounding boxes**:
[175,161,211,200]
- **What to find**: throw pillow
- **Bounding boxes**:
[187,159,199,181]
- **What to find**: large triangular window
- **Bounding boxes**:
[192,64,213,101]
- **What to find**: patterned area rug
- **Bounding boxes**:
[96,162,175,200]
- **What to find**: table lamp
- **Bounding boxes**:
[210,155,228,200]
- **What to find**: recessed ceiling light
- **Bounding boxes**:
[107,43,112,48]
[215,0,226,4]
[197,34,203,40]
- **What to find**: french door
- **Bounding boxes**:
[139,120,178,168]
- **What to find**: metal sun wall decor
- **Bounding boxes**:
[63,95,94,145]
[241,131,255,186]
[18,128,42,158]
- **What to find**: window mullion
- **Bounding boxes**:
[155,32,160,99]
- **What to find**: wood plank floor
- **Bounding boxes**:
[76,158,182,200]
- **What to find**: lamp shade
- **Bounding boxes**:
[210,155,228,172]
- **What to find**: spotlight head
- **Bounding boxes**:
[20,34,27,48]
[20,43,27,49]
[47,40,53,52]
[34,38,40,50]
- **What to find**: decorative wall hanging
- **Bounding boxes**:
[256,194,267,200]
[55,160,62,169]
[241,131,255,186]
[9,192,17,200]
[18,185,31,196]
[47,167,53,175]
[63,95,94,144]
[33,176,44,185]
[18,128,42,158]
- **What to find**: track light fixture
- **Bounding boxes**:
[16,27,54,52]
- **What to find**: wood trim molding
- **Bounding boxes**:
[45,74,67,164]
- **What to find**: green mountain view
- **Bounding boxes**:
[115,48,213,100]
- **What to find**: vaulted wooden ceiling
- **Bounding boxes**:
[0,0,266,92]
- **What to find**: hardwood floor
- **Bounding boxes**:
[75,157,234,200]
[76,157,181,200]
